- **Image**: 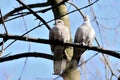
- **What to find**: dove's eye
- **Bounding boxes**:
[57,21,61,23]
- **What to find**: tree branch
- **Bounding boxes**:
[0,33,119,59]
[0,10,8,34]
[17,0,51,30]
[0,0,68,24]
[0,1,50,23]
[0,52,53,63]
[0,0,98,23]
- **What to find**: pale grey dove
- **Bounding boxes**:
[72,15,95,68]
[49,19,70,74]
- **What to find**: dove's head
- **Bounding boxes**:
[84,15,90,22]
[55,19,64,25]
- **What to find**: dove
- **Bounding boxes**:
[49,19,70,74]
[72,15,95,68]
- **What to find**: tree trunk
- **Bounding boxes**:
[50,0,80,80]
[62,69,80,80]
[50,0,70,28]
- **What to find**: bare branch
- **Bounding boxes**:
[0,10,8,55]
[6,0,51,53]
[67,1,85,20]
[88,0,118,79]
[79,52,99,67]
[0,10,8,34]
[52,0,99,22]
[0,0,68,24]
[17,0,51,30]
[0,0,98,24]
[40,0,69,13]
[0,0,97,23]
[0,33,119,59]
[65,0,99,17]
[0,1,50,23]
[0,52,53,63]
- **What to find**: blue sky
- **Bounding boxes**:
[0,0,120,80]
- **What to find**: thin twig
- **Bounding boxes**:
[88,0,118,79]
[17,0,51,30]
[79,52,99,67]
[65,0,99,18]
[1,0,98,23]
[0,10,8,47]
[0,0,67,24]
[4,24,42,50]
[18,12,30,80]
[67,1,85,19]
[0,10,9,55]
[0,1,50,23]
[0,10,8,34]
[3,0,52,50]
